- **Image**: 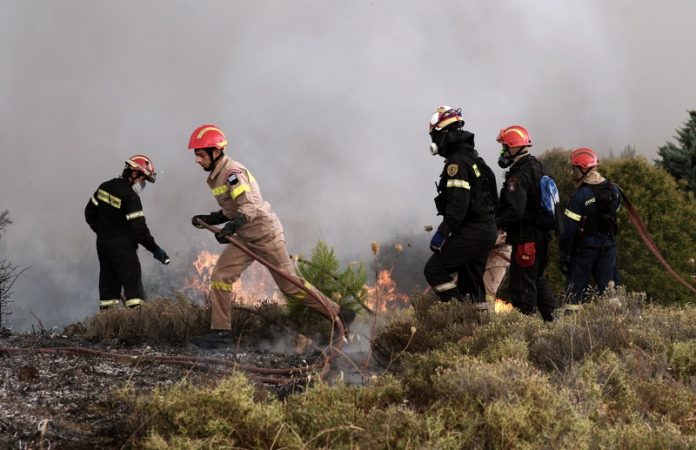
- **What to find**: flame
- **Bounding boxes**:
[186,249,284,305]
[494,298,513,313]
[366,269,410,311]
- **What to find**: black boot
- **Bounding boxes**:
[191,330,232,349]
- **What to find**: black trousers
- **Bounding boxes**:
[96,238,144,302]
[424,233,496,302]
[567,244,617,303]
[509,238,556,321]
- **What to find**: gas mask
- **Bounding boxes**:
[497,146,514,168]
[429,130,446,156]
[132,180,146,194]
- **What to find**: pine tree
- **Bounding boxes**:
[656,110,696,192]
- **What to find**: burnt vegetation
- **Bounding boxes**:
[0,210,25,336]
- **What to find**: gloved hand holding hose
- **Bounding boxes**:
[214,213,248,244]
[191,210,228,229]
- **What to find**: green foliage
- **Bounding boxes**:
[603,157,696,304]
[670,341,696,380]
[539,149,696,304]
[371,294,481,368]
[121,294,696,449]
[132,373,300,449]
[656,110,696,192]
[296,240,367,312]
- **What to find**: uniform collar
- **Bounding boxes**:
[208,154,231,180]
[579,169,605,186]
[510,152,532,168]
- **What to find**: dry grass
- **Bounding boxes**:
[83,294,209,345]
[108,290,696,448]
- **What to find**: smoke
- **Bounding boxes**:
[2,0,696,330]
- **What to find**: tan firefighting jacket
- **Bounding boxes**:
[207,155,283,242]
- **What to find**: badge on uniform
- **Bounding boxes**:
[447,164,459,177]
[507,180,517,192]
[227,173,239,185]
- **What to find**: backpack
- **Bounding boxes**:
[538,174,561,233]
[584,182,619,235]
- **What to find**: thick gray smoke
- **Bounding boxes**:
[2,0,696,331]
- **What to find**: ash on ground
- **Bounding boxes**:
[0,321,376,450]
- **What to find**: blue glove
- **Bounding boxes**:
[152,248,170,265]
[430,231,448,252]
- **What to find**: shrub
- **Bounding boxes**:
[83,295,209,345]
[540,150,696,304]
[133,373,298,449]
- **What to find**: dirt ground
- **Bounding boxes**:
[0,330,331,449]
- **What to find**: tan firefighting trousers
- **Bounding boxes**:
[209,233,339,330]
[483,231,511,302]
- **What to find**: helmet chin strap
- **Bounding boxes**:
[205,148,225,172]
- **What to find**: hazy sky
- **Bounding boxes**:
[2,0,695,330]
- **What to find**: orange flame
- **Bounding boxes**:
[366,269,410,311]
[186,249,284,305]
[494,298,513,313]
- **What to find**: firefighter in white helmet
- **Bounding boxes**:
[424,106,499,305]
[187,124,350,348]
[85,155,170,310]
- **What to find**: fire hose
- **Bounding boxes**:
[0,221,352,386]
[618,187,696,295]
[191,218,349,380]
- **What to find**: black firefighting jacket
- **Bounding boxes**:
[84,177,159,252]
[496,154,549,244]
[435,135,498,238]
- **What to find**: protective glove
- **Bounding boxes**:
[214,213,248,244]
[152,247,170,265]
[192,210,227,229]
[430,231,448,253]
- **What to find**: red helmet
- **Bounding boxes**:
[125,154,156,183]
[570,147,599,171]
[188,124,227,150]
[429,106,464,133]
[497,125,533,148]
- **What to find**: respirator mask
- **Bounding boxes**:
[429,129,446,156]
[132,180,146,194]
[497,146,514,168]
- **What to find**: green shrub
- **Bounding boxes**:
[594,420,696,450]
[670,341,696,379]
[134,373,299,449]
[540,150,696,305]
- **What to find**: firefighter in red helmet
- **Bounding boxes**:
[187,124,350,348]
[560,148,621,305]
[85,155,170,310]
[495,125,557,321]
